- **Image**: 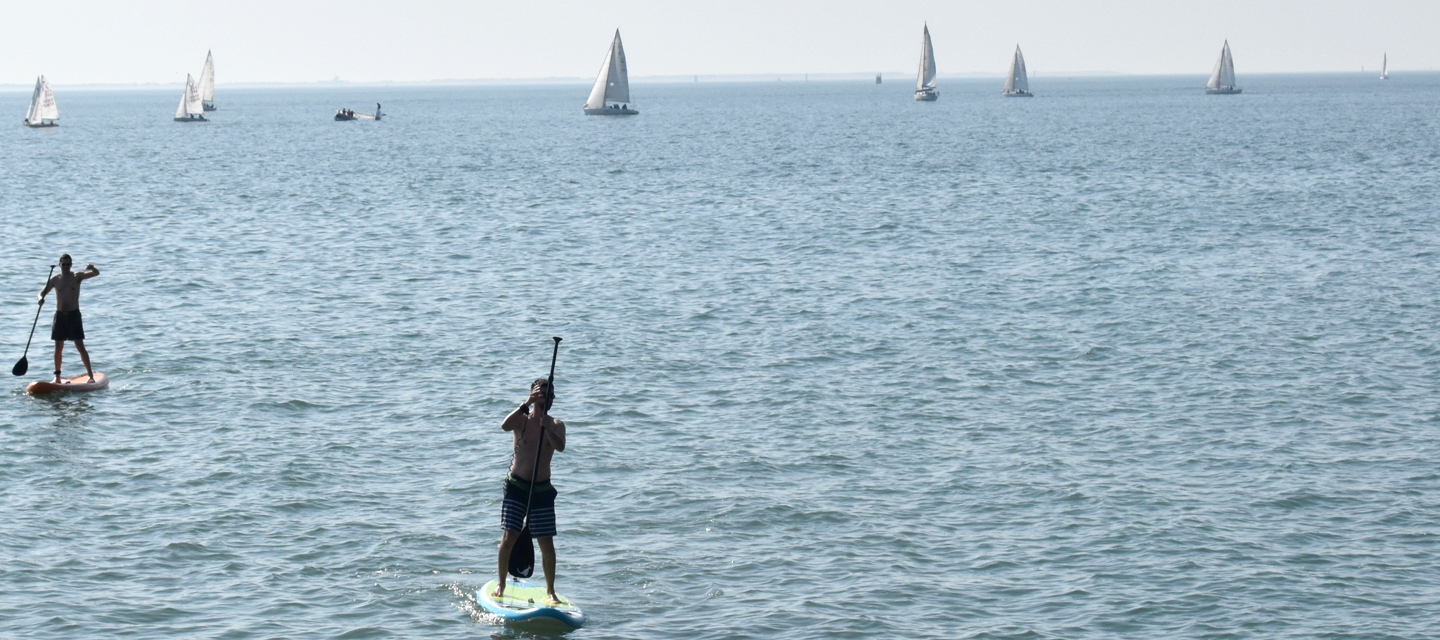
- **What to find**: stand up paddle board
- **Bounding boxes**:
[25,372,109,394]
[478,579,585,630]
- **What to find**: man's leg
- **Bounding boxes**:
[537,536,558,604]
[52,341,63,383]
[494,528,521,598]
[74,339,94,381]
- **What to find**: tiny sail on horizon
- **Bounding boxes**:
[1206,40,1242,94]
[914,23,938,101]
[174,74,208,122]
[584,30,637,115]
[1381,53,1388,80]
[200,51,217,110]
[1002,45,1032,97]
[23,75,59,127]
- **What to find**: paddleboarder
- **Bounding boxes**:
[36,254,99,384]
[494,377,567,604]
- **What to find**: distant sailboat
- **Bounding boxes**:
[914,23,938,101]
[1206,40,1242,94]
[1381,53,1389,80]
[23,76,59,128]
[584,30,637,115]
[1002,45,1032,97]
[876,73,882,84]
[200,51,217,111]
[174,74,208,122]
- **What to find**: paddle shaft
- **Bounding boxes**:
[19,265,55,361]
[521,337,562,529]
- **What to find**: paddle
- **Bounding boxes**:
[12,265,56,377]
[509,336,562,579]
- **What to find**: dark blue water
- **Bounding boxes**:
[2,74,1438,638]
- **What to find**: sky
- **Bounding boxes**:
[1,0,1434,85]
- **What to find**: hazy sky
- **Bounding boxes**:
[2,1,1434,84]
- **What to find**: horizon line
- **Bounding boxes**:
[0,69,1430,91]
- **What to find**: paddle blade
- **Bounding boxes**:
[507,527,535,579]
[12,356,26,377]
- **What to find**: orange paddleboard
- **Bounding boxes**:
[26,372,109,394]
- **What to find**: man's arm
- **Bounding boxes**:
[501,403,529,432]
[77,264,99,280]
[546,418,566,453]
[37,276,53,304]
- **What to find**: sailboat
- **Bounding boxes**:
[23,76,59,128]
[200,51,217,111]
[1205,40,1242,94]
[174,74,208,122]
[1002,45,1032,97]
[1381,53,1389,80]
[584,30,637,115]
[914,23,938,101]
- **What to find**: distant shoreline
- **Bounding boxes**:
[0,70,1432,91]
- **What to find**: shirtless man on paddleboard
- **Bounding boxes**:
[37,254,99,384]
[494,377,567,604]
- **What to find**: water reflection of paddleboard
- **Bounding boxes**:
[25,372,109,394]
[478,579,585,630]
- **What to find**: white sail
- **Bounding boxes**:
[186,74,204,114]
[1381,53,1388,79]
[25,75,58,124]
[1003,46,1029,94]
[176,74,204,118]
[585,30,632,110]
[199,51,216,103]
[916,24,937,91]
[1207,40,1237,90]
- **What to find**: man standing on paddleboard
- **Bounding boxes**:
[37,254,100,384]
[494,377,567,604]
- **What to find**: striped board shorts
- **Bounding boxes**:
[501,476,558,538]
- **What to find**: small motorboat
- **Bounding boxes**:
[335,103,382,121]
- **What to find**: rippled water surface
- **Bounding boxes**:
[2,75,1439,639]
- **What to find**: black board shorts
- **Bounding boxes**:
[51,310,85,342]
[501,475,558,538]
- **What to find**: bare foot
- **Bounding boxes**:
[87,374,95,383]
[52,374,63,384]
[491,586,505,599]
[545,593,561,606]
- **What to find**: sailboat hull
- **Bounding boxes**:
[1002,91,1033,98]
[1205,87,1242,95]
[173,116,209,122]
[203,102,217,111]
[584,108,638,116]
[23,121,59,128]
[914,90,938,102]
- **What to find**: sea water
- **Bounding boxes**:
[2,75,1438,638]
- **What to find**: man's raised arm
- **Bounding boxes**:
[501,403,529,432]
[78,264,99,280]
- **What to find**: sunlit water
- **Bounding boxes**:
[2,74,1439,639]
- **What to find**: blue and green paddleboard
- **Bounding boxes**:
[478,579,586,630]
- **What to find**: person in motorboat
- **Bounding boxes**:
[37,254,99,384]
